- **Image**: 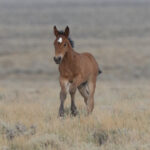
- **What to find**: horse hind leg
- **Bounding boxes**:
[87,78,96,114]
[78,82,89,105]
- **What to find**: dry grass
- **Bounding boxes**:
[0,81,150,150]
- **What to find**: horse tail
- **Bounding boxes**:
[98,68,102,75]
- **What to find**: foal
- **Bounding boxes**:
[53,26,102,116]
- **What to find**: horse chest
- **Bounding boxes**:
[59,65,74,79]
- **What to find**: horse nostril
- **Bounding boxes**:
[53,57,56,61]
[54,56,62,64]
[58,57,61,61]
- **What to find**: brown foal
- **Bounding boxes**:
[53,26,102,116]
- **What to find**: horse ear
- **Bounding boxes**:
[53,26,58,37]
[64,26,69,38]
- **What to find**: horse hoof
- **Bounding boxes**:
[59,111,64,117]
[71,110,78,116]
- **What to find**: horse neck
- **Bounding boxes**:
[63,48,76,63]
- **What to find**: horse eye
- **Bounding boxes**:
[64,43,67,47]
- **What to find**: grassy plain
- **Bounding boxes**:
[0,0,150,149]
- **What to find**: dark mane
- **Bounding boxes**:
[58,30,74,48]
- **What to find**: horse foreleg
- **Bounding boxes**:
[59,90,67,117]
[70,89,77,116]
[59,78,69,117]
[69,75,84,116]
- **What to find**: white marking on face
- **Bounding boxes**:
[58,37,62,43]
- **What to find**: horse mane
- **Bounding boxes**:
[57,30,74,48]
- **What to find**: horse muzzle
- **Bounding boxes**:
[53,56,62,64]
